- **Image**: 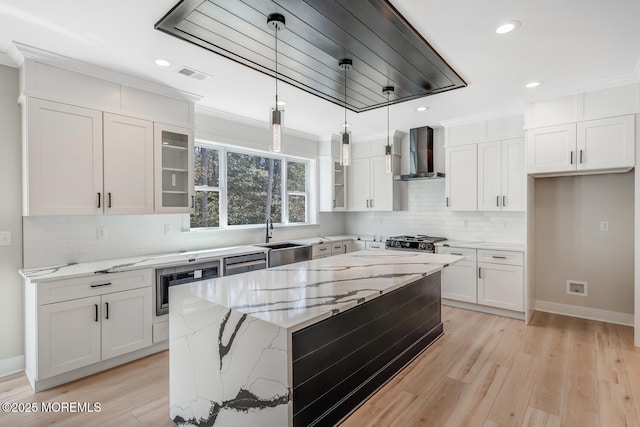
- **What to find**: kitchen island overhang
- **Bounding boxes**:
[169,250,463,427]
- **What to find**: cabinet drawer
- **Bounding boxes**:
[331,241,345,254]
[477,250,523,266]
[37,269,152,305]
[365,241,386,251]
[437,247,477,260]
[312,244,331,258]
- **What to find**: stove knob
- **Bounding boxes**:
[418,242,426,250]
[404,242,410,248]
[395,241,401,247]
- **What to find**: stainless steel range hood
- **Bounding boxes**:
[394,126,445,180]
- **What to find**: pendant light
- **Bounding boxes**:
[338,58,352,166]
[382,85,394,173]
[268,13,285,153]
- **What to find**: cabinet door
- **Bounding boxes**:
[526,124,576,174]
[577,115,635,171]
[103,113,154,214]
[333,160,347,210]
[501,138,525,211]
[342,240,353,253]
[477,141,502,212]
[442,260,477,303]
[348,157,370,211]
[101,288,152,360]
[478,263,523,312]
[26,98,103,216]
[370,156,393,211]
[445,144,477,211]
[37,296,101,379]
[154,123,194,213]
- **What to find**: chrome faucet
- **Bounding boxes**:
[265,218,274,243]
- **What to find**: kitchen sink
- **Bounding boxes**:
[258,242,312,267]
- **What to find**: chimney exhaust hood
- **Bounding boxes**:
[394,126,445,181]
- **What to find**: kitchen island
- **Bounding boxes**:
[170,250,463,427]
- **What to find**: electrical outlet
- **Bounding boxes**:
[164,224,172,236]
[600,221,609,232]
[97,226,107,240]
[462,219,468,228]
[0,231,11,246]
[567,280,588,296]
[499,220,505,229]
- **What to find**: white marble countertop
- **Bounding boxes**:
[436,240,526,252]
[172,250,463,333]
[19,245,269,282]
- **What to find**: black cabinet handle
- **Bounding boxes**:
[503,195,506,207]
[492,255,507,259]
[570,151,574,165]
[191,195,195,208]
[451,252,464,256]
[478,267,482,279]
[97,193,101,208]
[90,282,112,288]
[108,192,112,208]
[105,302,109,320]
[94,304,99,322]
[446,197,449,207]
[580,149,583,164]
[496,196,500,207]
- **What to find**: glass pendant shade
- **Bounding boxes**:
[271,108,282,153]
[341,131,351,166]
[385,144,392,173]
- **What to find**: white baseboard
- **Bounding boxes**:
[535,300,634,326]
[0,354,25,378]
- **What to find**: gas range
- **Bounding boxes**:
[385,235,447,252]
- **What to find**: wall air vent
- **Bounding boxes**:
[177,66,210,81]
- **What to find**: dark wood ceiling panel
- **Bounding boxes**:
[155,0,467,112]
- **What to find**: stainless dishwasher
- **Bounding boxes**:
[223,252,267,276]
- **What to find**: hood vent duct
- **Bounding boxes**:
[394,126,445,181]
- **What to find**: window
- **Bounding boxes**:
[191,143,310,229]
[192,146,220,228]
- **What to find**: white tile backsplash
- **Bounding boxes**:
[345,179,525,243]
[23,213,346,268]
[23,180,524,268]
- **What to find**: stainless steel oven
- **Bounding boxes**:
[155,259,220,316]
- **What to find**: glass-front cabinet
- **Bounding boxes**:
[154,123,194,213]
[333,160,346,210]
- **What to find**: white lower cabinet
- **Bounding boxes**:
[478,250,524,312]
[26,270,153,388]
[312,243,332,259]
[438,247,477,303]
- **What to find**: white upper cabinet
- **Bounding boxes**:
[477,141,502,211]
[25,98,103,216]
[319,139,347,212]
[445,144,477,211]
[577,115,635,171]
[347,139,399,212]
[154,123,194,213]
[501,138,526,211]
[103,113,154,214]
[527,115,634,176]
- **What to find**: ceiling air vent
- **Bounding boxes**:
[177,66,210,81]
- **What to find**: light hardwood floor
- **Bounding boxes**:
[1,306,639,426]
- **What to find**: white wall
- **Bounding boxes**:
[0,65,24,375]
[535,173,634,323]
[345,178,526,242]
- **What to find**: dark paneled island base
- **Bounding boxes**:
[292,272,442,427]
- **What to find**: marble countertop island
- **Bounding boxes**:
[170,250,462,427]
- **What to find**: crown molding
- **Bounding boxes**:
[438,106,523,128]
[11,41,202,103]
[0,51,17,68]
[195,104,320,142]
[517,72,640,105]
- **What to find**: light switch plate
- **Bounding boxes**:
[97,226,107,240]
[0,231,11,246]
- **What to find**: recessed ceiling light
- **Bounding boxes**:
[415,106,428,112]
[276,100,286,106]
[495,20,521,34]
[155,59,171,67]
[525,81,542,88]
